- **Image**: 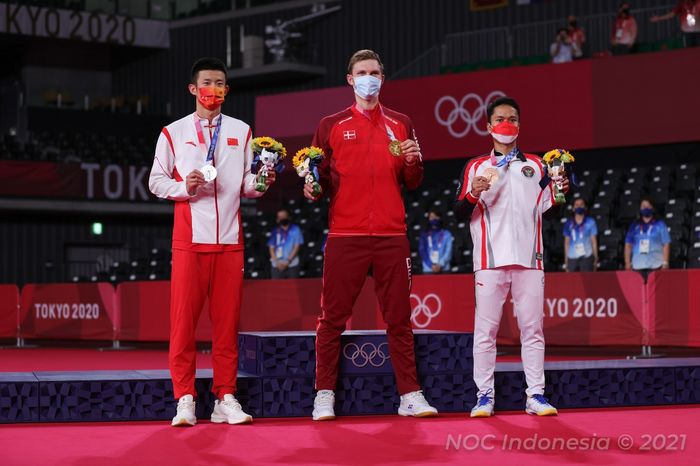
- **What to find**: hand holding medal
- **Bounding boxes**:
[293,146,325,198]
[543,148,575,205]
[394,138,421,164]
[251,136,287,193]
[482,168,499,186]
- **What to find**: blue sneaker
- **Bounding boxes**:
[470,390,494,418]
[526,394,558,416]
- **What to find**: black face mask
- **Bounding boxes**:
[278,218,290,226]
[570,21,577,27]
[620,8,629,16]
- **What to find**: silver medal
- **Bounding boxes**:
[201,164,217,182]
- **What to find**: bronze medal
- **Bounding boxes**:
[389,140,402,157]
[483,168,499,185]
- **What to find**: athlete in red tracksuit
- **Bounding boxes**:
[304,50,438,420]
[149,57,275,427]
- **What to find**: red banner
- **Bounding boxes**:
[647,270,700,347]
[116,279,379,342]
[20,283,117,340]
[0,161,154,201]
[256,48,700,161]
[364,272,644,346]
[500,271,645,345]
[0,285,19,338]
[20,270,700,346]
[116,281,211,342]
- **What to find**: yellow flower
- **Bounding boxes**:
[254,136,275,148]
[293,146,325,167]
[252,136,287,158]
[293,148,310,167]
[543,148,575,164]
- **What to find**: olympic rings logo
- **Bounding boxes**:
[434,91,506,138]
[410,293,442,329]
[343,342,390,368]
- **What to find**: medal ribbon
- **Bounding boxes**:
[354,103,398,142]
[493,147,520,168]
[194,114,222,165]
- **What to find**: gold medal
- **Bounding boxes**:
[483,168,499,185]
[389,140,402,157]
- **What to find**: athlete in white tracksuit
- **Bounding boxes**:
[454,96,567,417]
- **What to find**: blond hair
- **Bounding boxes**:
[347,49,384,75]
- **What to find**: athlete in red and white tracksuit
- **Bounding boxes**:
[149,107,264,402]
[454,98,565,416]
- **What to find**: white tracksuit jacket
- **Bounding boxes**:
[454,149,556,270]
[149,112,262,252]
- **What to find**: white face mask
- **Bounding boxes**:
[353,75,382,100]
[492,133,518,144]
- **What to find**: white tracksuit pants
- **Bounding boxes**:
[473,267,545,398]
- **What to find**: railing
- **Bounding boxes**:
[392,4,680,79]
[443,27,511,68]
[392,45,445,80]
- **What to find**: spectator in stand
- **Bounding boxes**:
[418,210,454,274]
[567,15,586,58]
[624,198,670,279]
[267,209,304,279]
[651,0,700,48]
[611,2,638,55]
[550,28,580,64]
[563,198,598,272]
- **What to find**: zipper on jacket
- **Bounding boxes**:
[209,124,221,244]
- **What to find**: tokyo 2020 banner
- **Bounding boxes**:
[14,271,700,346]
[381,271,645,346]
[19,283,118,340]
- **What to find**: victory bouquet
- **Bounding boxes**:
[293,146,325,197]
[251,136,287,192]
[543,148,575,204]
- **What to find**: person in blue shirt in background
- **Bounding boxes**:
[624,197,670,279]
[418,210,454,274]
[563,197,598,272]
[268,209,304,279]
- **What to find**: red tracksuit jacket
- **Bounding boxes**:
[312,104,424,236]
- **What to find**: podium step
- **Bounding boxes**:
[1,332,699,423]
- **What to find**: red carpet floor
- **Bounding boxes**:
[1,406,698,466]
[0,348,621,372]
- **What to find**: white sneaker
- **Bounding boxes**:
[171,394,196,427]
[525,394,558,416]
[211,394,253,425]
[312,390,336,421]
[470,392,494,418]
[398,390,438,417]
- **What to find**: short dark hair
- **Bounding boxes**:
[428,209,442,218]
[640,196,655,209]
[487,96,520,123]
[191,57,227,84]
[558,27,568,34]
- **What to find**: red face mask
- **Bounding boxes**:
[197,86,225,110]
[489,121,519,144]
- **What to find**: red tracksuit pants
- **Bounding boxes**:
[315,235,420,395]
[169,249,243,400]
